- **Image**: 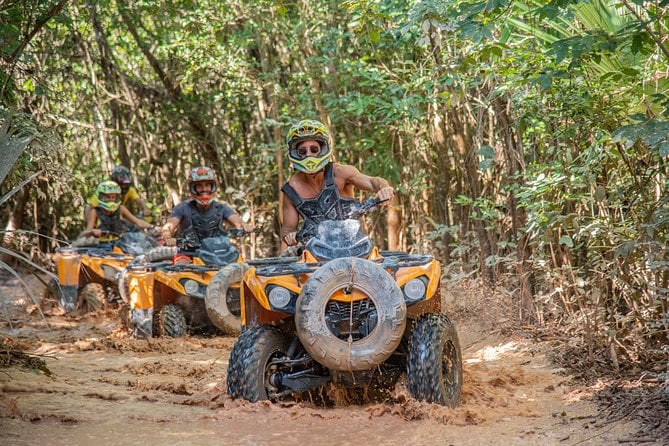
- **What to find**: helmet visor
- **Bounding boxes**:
[100,193,120,203]
[290,143,323,160]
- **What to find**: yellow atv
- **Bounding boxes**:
[226,199,463,407]
[49,230,158,314]
[121,229,264,339]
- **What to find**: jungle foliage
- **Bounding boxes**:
[1,0,667,376]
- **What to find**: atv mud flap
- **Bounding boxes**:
[59,285,78,314]
[131,308,154,338]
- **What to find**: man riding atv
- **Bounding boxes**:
[84,165,152,223]
[119,166,253,338]
[160,166,253,262]
[50,180,158,314]
[281,119,394,246]
[81,180,157,238]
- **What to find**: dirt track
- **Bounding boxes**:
[0,274,646,445]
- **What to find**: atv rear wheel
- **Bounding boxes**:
[227,325,289,402]
[157,304,187,337]
[78,283,107,313]
[406,313,463,407]
[295,257,406,371]
[205,263,247,335]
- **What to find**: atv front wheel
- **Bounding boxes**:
[157,304,187,337]
[406,313,463,407]
[295,257,406,371]
[78,283,107,313]
[227,325,289,402]
[205,263,247,335]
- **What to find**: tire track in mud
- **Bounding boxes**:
[1,282,643,445]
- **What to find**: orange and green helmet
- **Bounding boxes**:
[187,166,218,206]
[96,181,122,212]
[286,119,333,173]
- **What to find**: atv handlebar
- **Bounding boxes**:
[226,228,257,238]
[293,197,389,244]
[349,197,388,219]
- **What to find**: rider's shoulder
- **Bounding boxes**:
[173,200,193,213]
[333,162,360,177]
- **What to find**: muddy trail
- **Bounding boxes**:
[0,273,653,445]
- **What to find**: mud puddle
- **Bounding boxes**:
[0,276,645,445]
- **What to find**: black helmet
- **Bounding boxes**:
[111,165,133,190]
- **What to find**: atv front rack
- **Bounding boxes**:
[253,253,434,278]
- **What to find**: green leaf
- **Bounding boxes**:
[559,235,574,248]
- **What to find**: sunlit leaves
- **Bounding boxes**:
[611,120,669,157]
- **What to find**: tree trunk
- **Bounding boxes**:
[0,188,30,265]
[494,95,536,322]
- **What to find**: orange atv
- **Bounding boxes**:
[226,198,463,407]
[120,229,268,339]
[49,230,158,314]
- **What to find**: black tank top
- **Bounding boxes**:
[95,207,127,234]
[281,163,357,239]
[180,201,229,247]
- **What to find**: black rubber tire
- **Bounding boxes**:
[406,313,463,407]
[117,267,130,304]
[227,325,289,402]
[295,257,406,371]
[157,304,187,338]
[144,246,177,262]
[78,283,107,313]
[205,263,248,335]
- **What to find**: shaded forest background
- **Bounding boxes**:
[1,0,667,376]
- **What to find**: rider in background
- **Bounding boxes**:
[160,166,253,261]
[281,119,394,246]
[81,181,156,239]
[85,165,151,222]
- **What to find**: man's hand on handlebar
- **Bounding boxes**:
[377,186,394,203]
[284,231,298,246]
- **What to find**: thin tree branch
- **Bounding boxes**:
[620,0,669,62]
[1,0,70,97]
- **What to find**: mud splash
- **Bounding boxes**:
[0,276,645,445]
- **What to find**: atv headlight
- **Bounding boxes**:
[403,277,426,301]
[268,286,292,309]
[182,279,202,296]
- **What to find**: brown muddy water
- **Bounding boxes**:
[0,274,643,445]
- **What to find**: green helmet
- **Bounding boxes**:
[286,119,333,173]
[96,181,122,212]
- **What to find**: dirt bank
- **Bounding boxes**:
[0,273,652,445]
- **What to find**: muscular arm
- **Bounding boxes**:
[337,164,395,201]
[160,215,181,246]
[85,208,98,231]
[281,194,300,245]
[226,213,254,233]
[79,208,99,236]
[161,216,181,238]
